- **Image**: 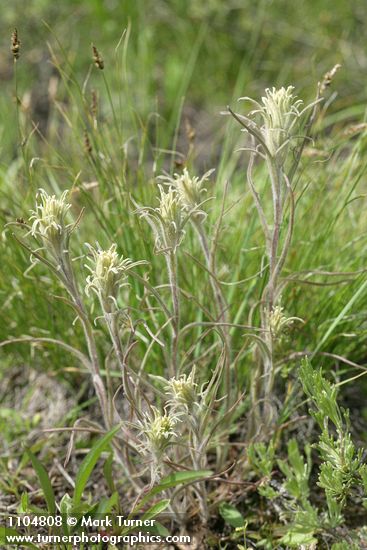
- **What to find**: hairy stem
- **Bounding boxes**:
[104,310,136,414]
[59,251,112,428]
[193,218,232,409]
[167,251,180,376]
[190,419,209,523]
[248,158,286,435]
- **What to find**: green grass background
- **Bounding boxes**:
[1,0,367,442]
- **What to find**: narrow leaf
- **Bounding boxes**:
[122,500,170,535]
[27,450,56,515]
[141,499,170,522]
[313,277,367,355]
[0,527,39,549]
[135,469,212,512]
[73,425,120,506]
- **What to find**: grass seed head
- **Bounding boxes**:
[319,64,342,95]
[11,28,20,60]
[83,130,92,155]
[92,44,104,70]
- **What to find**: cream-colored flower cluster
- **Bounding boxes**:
[267,304,303,338]
[138,407,179,458]
[137,185,186,255]
[30,189,72,258]
[165,368,198,412]
[138,169,214,254]
[239,86,315,165]
[159,167,214,212]
[85,243,144,312]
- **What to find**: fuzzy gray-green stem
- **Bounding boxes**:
[262,159,283,427]
[193,218,232,410]
[189,414,209,523]
[251,160,295,434]
[103,310,137,416]
[248,156,285,436]
[93,306,145,492]
[194,219,228,324]
[58,251,112,429]
[167,250,180,377]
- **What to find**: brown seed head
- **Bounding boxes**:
[92,44,104,70]
[342,123,367,137]
[83,130,92,155]
[91,89,98,119]
[174,159,185,169]
[11,28,21,60]
[185,118,196,142]
[319,64,341,95]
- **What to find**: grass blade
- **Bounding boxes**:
[73,425,121,506]
[135,469,212,512]
[27,450,56,515]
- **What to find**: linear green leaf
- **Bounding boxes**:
[0,527,39,549]
[312,277,367,355]
[27,450,56,515]
[73,425,121,506]
[134,469,212,512]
